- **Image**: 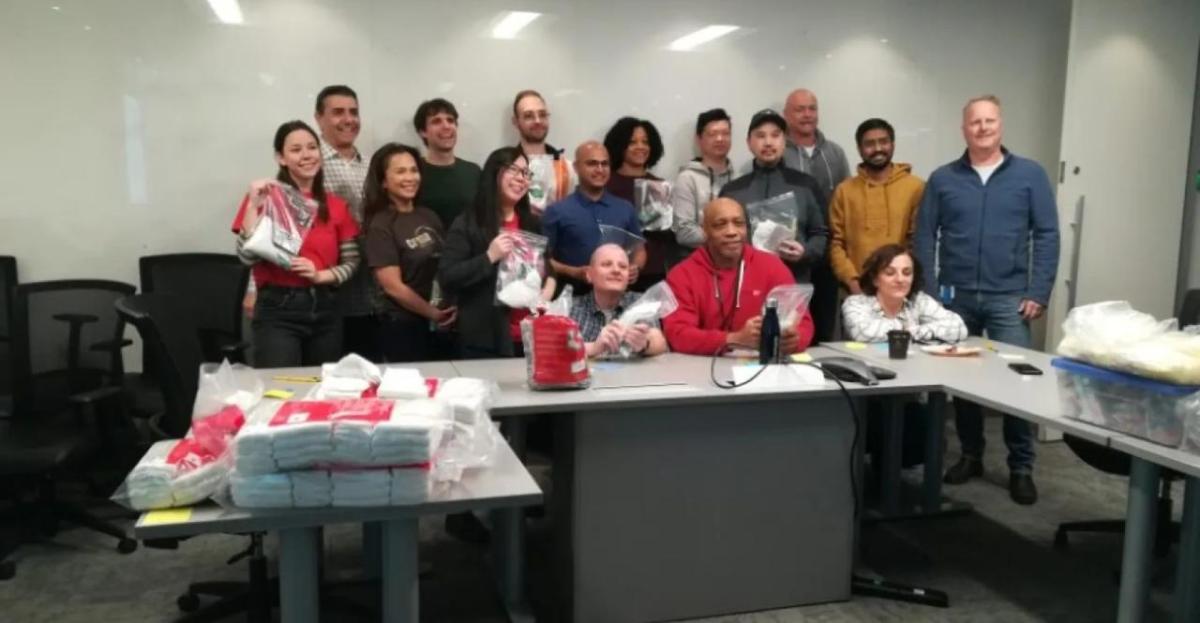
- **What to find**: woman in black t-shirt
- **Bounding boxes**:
[363,143,455,362]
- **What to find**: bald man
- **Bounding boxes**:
[915,95,1059,505]
[569,243,667,358]
[663,198,815,356]
[544,141,646,291]
[782,89,851,200]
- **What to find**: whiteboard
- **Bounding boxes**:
[0,0,1070,284]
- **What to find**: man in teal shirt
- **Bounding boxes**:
[413,98,481,229]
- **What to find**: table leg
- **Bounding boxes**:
[381,517,419,623]
[880,398,904,515]
[922,393,947,512]
[1174,476,1200,623]
[493,416,534,622]
[363,522,382,579]
[1116,457,1161,623]
[278,527,320,623]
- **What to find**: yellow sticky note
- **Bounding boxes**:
[142,508,193,525]
[264,389,294,400]
[790,353,813,363]
[845,342,867,350]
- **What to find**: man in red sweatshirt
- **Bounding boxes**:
[664,197,816,355]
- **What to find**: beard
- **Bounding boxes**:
[862,153,892,172]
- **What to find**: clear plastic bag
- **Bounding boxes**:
[598,224,646,258]
[635,179,673,231]
[430,378,503,482]
[606,281,677,359]
[746,192,797,254]
[113,406,246,511]
[1056,301,1200,385]
[193,360,263,424]
[543,284,574,318]
[527,155,574,214]
[495,230,548,310]
[242,183,314,268]
[766,283,815,328]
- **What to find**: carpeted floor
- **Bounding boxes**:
[0,415,1185,622]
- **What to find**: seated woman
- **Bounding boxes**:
[569,243,667,358]
[842,243,966,473]
[841,243,967,343]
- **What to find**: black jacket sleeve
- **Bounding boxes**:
[438,215,494,292]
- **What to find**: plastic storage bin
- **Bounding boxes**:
[1052,357,1200,447]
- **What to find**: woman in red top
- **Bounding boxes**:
[232,120,360,367]
[438,147,555,358]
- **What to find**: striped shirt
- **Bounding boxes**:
[841,292,967,343]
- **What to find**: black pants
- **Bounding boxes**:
[377,314,432,363]
[342,314,382,362]
[810,262,840,344]
[252,286,341,368]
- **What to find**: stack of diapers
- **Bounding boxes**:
[371,399,448,466]
[378,367,429,400]
[390,466,433,504]
[229,471,293,509]
[331,469,392,506]
[114,405,246,511]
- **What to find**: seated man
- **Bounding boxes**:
[664,197,815,355]
[569,243,668,358]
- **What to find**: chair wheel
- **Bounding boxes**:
[177,593,200,612]
[0,561,14,581]
[117,538,138,554]
[1054,530,1068,549]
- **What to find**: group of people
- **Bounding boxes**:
[231,85,1060,505]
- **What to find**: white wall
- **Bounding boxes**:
[0,0,1069,285]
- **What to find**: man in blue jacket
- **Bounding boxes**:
[915,95,1060,505]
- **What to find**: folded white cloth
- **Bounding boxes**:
[322,354,382,385]
[316,376,371,399]
[331,470,392,506]
[290,470,333,507]
[230,471,294,508]
[436,378,493,426]
[389,467,431,504]
[378,368,427,400]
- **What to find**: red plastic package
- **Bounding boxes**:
[522,314,590,390]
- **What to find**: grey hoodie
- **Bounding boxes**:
[782,129,851,211]
[670,158,734,249]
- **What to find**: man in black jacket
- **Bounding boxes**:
[721,109,828,284]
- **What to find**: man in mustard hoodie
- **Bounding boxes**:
[828,118,925,294]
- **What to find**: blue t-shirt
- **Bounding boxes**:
[543,189,642,267]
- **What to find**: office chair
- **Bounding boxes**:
[0,256,16,419]
[1053,289,1200,553]
[117,294,371,621]
[138,254,250,363]
[0,279,139,581]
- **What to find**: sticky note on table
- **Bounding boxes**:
[264,389,294,399]
[789,353,813,363]
[142,508,192,525]
[844,342,867,350]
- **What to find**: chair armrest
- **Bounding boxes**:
[90,338,134,353]
[219,341,252,362]
[67,385,124,407]
[53,313,99,325]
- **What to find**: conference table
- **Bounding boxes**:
[132,343,1200,623]
[823,338,1200,623]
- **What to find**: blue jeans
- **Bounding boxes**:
[946,290,1035,474]
[252,286,342,368]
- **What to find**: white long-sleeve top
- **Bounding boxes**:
[841,292,968,343]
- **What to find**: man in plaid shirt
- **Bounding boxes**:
[569,244,667,358]
[313,85,375,360]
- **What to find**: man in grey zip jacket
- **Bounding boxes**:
[721,109,827,283]
[672,108,735,262]
[782,89,851,343]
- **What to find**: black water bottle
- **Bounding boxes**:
[759,299,781,365]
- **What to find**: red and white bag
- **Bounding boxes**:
[522,313,590,390]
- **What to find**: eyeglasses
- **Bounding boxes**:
[505,165,533,181]
[582,159,610,168]
[519,111,551,122]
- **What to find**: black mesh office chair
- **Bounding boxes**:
[0,256,16,419]
[1054,289,1200,553]
[0,279,139,581]
[138,254,250,363]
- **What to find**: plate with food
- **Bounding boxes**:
[920,344,983,357]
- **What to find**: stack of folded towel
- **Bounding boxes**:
[331,469,392,506]
[390,466,432,504]
[378,367,429,400]
[229,471,294,509]
[290,470,333,507]
[371,399,448,466]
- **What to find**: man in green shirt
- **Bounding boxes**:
[413,98,482,229]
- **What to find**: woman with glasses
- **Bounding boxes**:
[438,147,556,358]
[232,120,360,367]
